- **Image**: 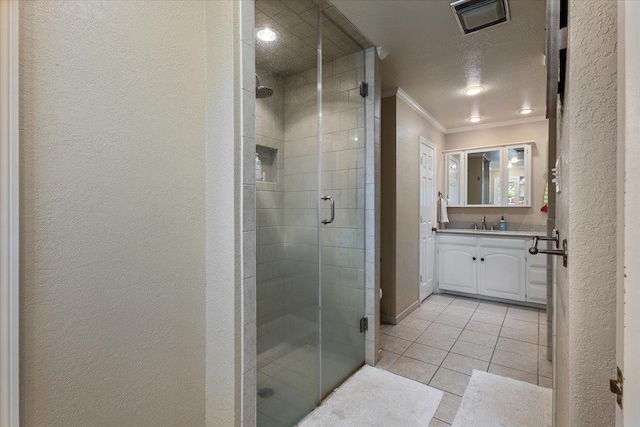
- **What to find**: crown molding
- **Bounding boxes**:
[393,88,447,134]
[382,87,547,135]
[381,88,398,98]
[445,115,548,134]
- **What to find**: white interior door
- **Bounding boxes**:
[419,138,436,301]
[618,2,640,424]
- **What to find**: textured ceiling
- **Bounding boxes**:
[255,0,363,77]
[330,0,547,129]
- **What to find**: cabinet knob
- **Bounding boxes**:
[473,257,477,261]
[481,258,485,261]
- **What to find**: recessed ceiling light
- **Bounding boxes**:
[464,86,485,96]
[469,116,482,123]
[256,27,279,42]
[519,108,534,114]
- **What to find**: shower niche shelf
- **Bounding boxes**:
[256,145,279,184]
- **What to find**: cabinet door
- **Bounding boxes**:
[438,244,477,294]
[478,247,526,301]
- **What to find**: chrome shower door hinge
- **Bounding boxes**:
[360,82,368,98]
[360,317,368,333]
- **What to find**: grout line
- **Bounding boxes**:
[386,295,545,393]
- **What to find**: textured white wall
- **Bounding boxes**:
[555,1,618,425]
[19,1,207,426]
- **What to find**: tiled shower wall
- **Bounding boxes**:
[255,72,287,354]
[281,66,319,345]
[364,46,381,367]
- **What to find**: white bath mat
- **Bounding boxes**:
[299,365,443,427]
[452,370,552,427]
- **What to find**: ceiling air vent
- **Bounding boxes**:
[450,0,510,35]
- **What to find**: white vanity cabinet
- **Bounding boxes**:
[437,233,546,304]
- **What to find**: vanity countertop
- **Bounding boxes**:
[436,229,541,238]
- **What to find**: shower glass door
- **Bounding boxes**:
[319,11,366,398]
[255,2,366,425]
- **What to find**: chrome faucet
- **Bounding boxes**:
[481,215,487,230]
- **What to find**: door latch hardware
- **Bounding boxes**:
[359,317,368,333]
[610,366,623,409]
[360,82,368,98]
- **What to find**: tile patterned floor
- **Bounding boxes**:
[378,294,552,426]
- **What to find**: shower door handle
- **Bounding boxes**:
[321,195,335,225]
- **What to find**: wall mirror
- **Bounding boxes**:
[466,149,501,205]
[444,143,532,207]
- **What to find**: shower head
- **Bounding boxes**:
[255,75,274,99]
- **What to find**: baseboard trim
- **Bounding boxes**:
[380,300,420,325]
[436,290,546,310]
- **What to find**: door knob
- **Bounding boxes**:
[432,227,438,232]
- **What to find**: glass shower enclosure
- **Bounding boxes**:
[254,1,367,425]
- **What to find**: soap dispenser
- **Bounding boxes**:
[499,216,507,231]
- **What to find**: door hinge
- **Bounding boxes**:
[360,81,369,98]
[360,317,369,333]
[610,366,623,409]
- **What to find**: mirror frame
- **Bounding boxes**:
[443,142,533,208]
[445,151,465,207]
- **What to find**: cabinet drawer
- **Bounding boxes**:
[479,237,529,250]
[437,234,477,247]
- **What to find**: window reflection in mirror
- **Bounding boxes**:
[467,150,501,205]
[447,153,461,205]
[507,147,526,205]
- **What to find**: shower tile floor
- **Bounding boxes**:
[256,340,360,427]
[257,343,318,427]
[379,294,551,426]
